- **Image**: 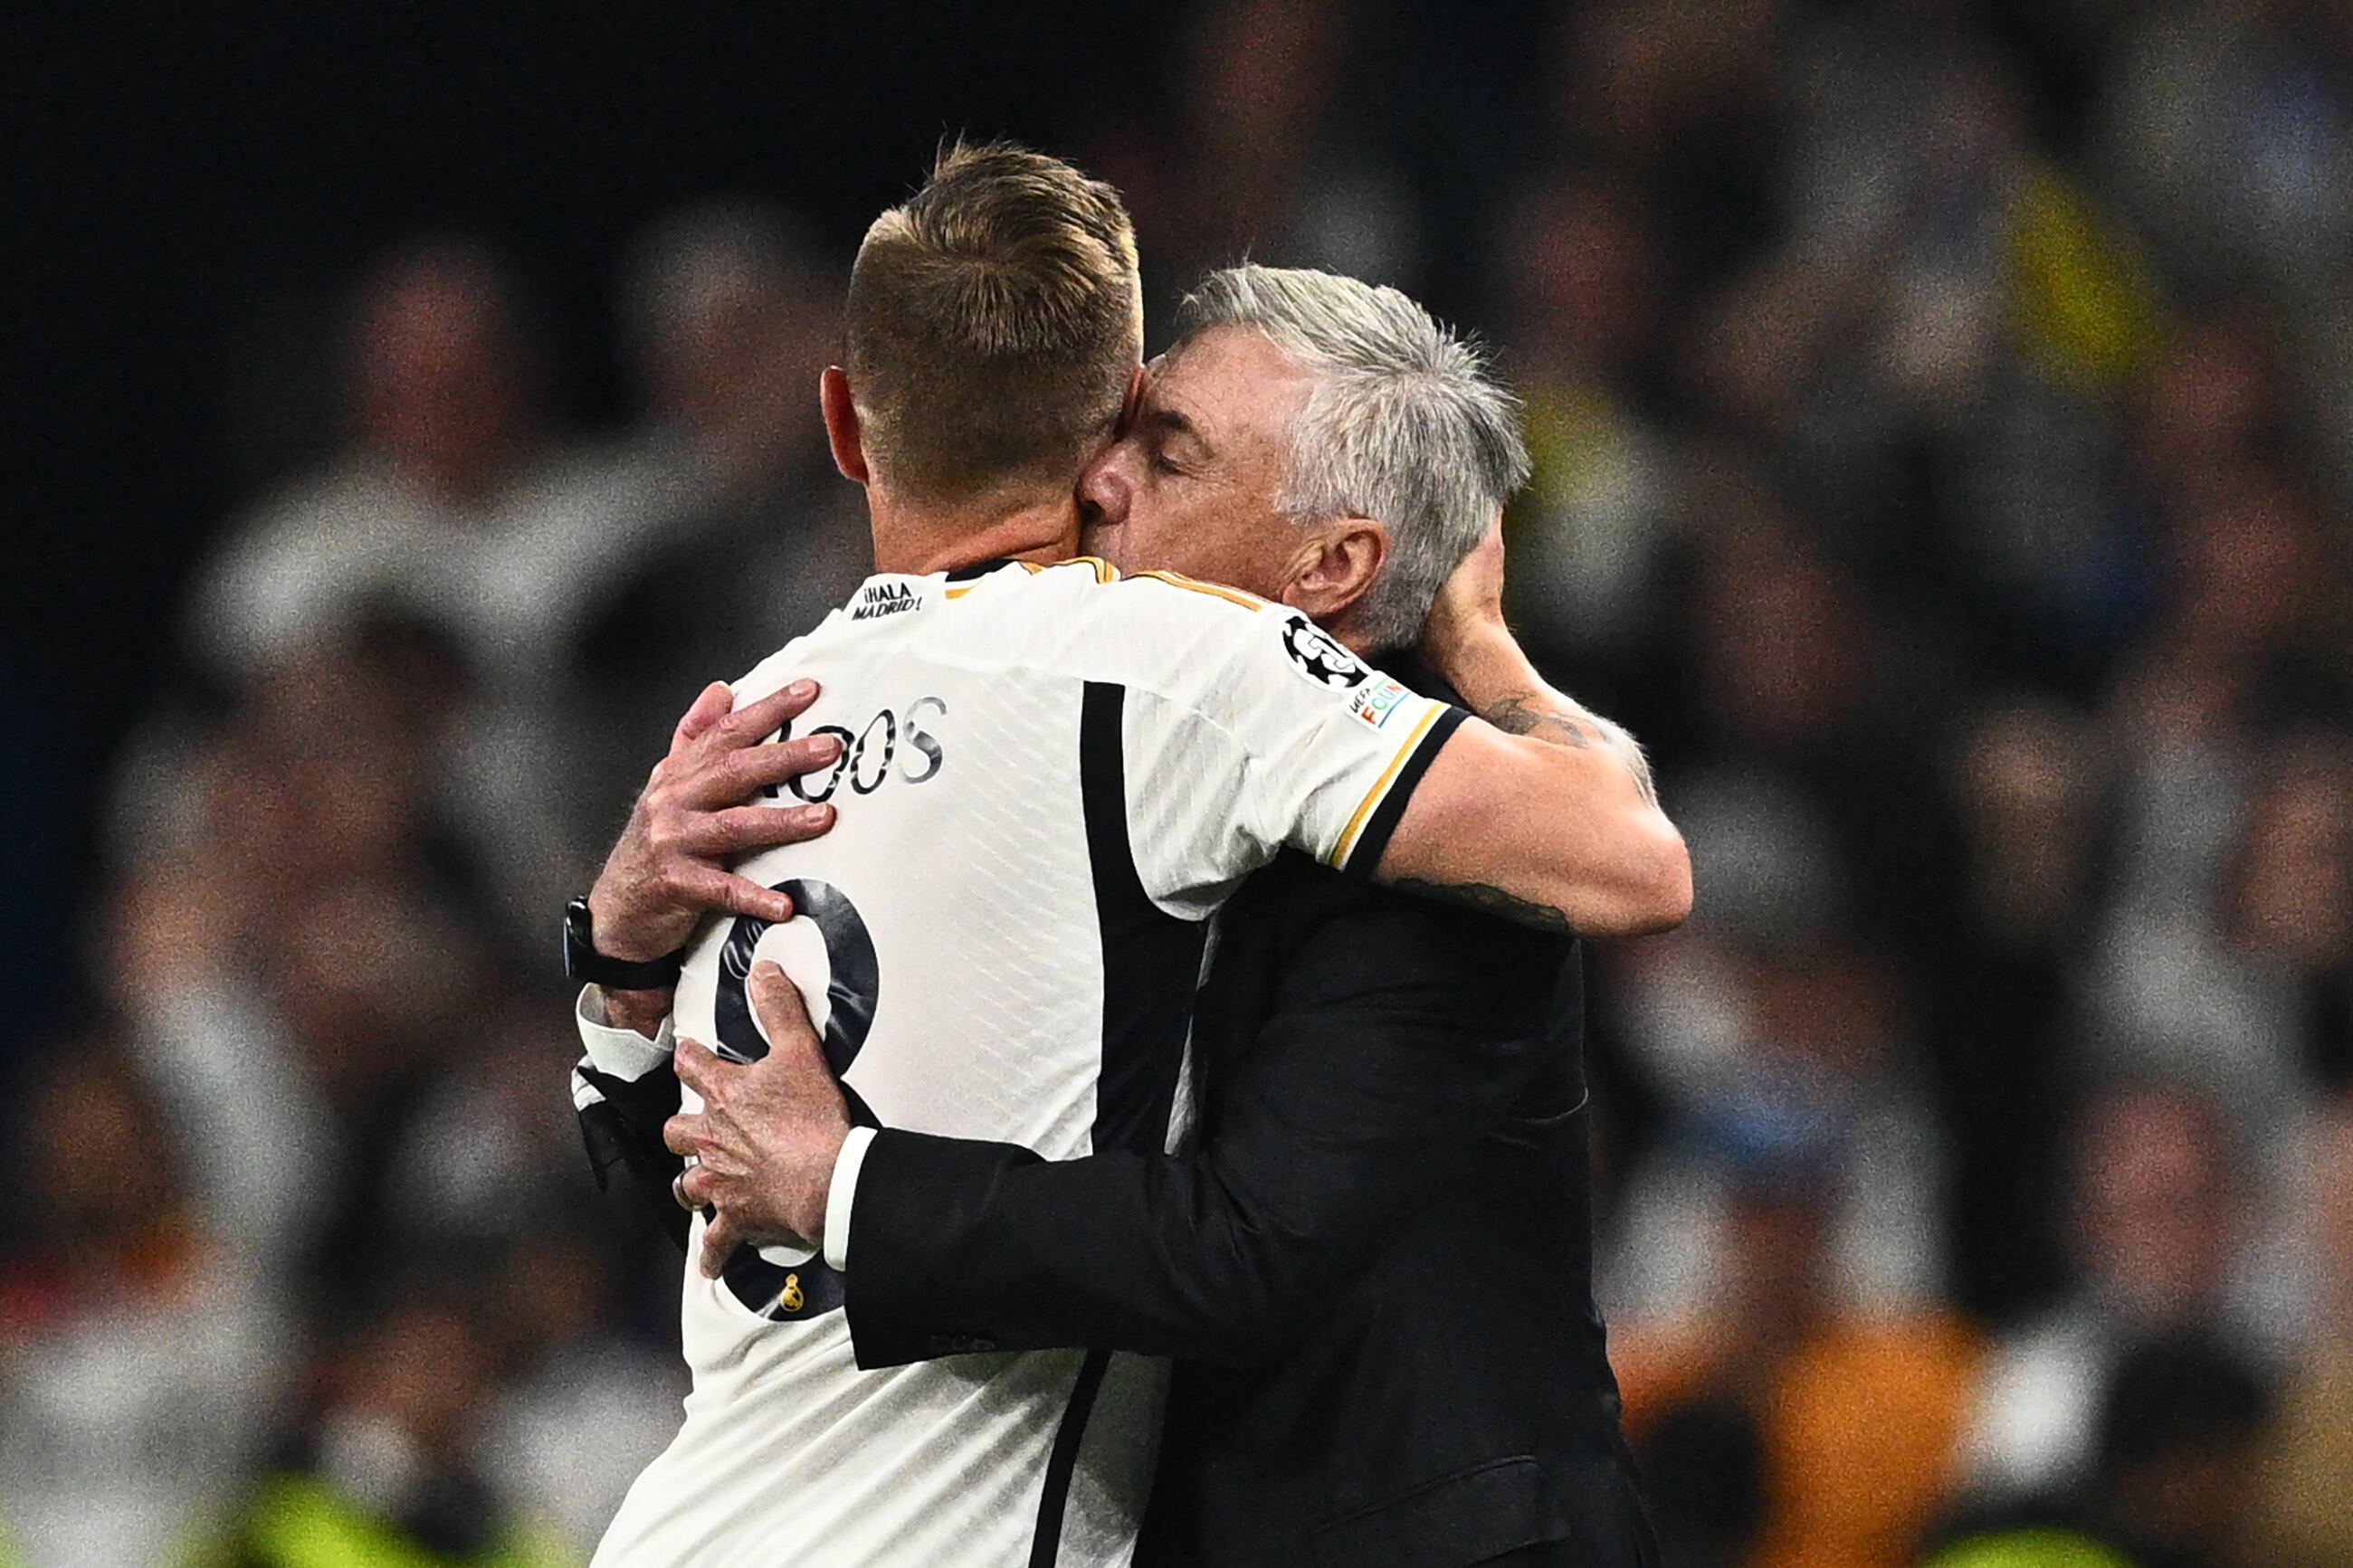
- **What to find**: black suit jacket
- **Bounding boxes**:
[842,851,1657,1568]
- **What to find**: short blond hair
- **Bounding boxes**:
[846,140,1141,502]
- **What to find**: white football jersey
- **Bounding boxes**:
[591,557,1463,1568]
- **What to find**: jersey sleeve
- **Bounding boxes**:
[1117,581,1465,915]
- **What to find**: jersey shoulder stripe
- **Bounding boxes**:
[944,556,1114,601]
[1331,702,1446,867]
[1332,703,1469,875]
[1121,568,1266,610]
[936,557,1267,622]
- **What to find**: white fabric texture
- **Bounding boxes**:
[591,559,1445,1568]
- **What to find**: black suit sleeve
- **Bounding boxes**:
[843,888,1573,1370]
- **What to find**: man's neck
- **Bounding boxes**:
[867,489,1081,577]
[1329,615,1385,661]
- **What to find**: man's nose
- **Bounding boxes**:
[1079,445,1135,527]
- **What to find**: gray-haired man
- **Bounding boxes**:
[655,264,1664,1568]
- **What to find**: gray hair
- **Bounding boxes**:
[1174,264,1531,651]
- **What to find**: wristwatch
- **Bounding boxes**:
[563,896,688,989]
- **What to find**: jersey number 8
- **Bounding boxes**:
[708,878,879,1321]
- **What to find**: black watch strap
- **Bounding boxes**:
[564,897,687,989]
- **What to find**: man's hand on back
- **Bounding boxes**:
[664,961,853,1278]
[586,678,844,1033]
[1419,515,1586,749]
[1418,508,1511,679]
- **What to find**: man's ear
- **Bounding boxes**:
[1280,518,1388,628]
[1116,363,1147,439]
[821,366,869,484]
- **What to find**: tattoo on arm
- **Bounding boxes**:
[1389,877,1576,936]
[1482,690,1659,806]
[1488,694,1597,749]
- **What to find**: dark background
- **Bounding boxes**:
[8,3,2353,1563]
[7,0,1574,1016]
[7,0,1172,1010]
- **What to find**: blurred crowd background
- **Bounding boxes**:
[8,1,2353,1565]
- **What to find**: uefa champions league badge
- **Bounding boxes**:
[1278,611,1371,690]
[1348,679,1413,729]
